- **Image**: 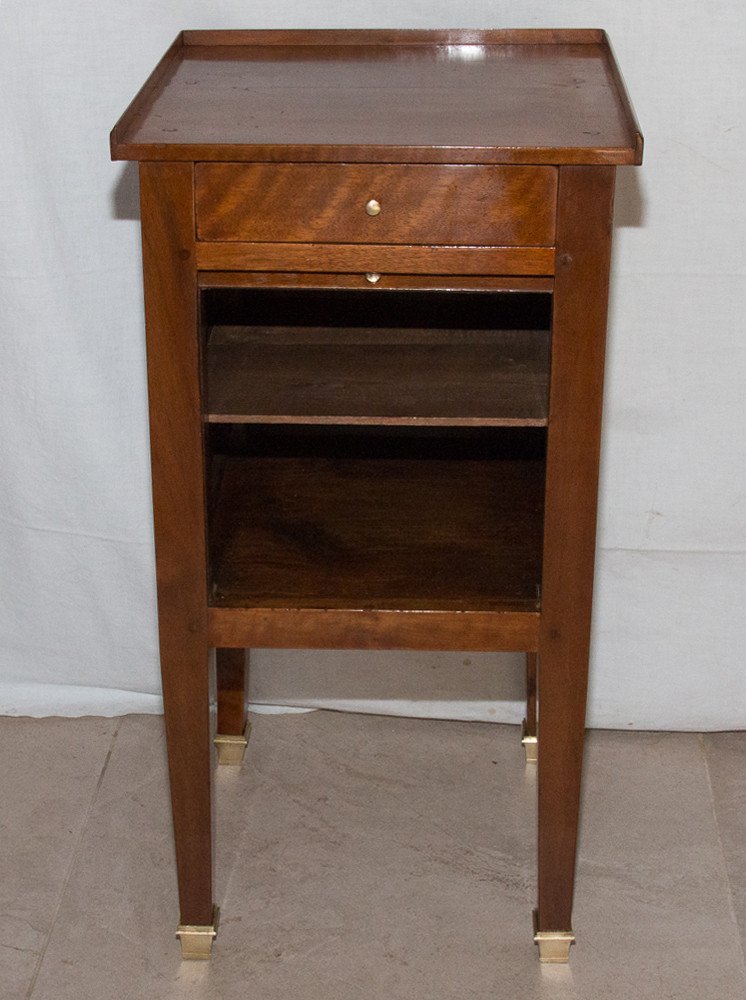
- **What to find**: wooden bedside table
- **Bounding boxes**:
[110,28,642,963]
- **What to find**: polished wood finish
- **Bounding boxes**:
[537,166,616,934]
[205,326,549,426]
[216,648,248,736]
[526,652,538,737]
[196,164,557,246]
[111,30,642,165]
[184,28,611,46]
[208,447,544,614]
[194,243,555,276]
[113,29,642,959]
[197,272,555,293]
[209,607,539,653]
[139,162,213,927]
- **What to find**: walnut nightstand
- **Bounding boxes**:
[111,28,642,962]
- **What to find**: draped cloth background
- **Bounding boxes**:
[1,2,744,729]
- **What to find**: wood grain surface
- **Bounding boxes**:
[114,28,643,957]
[205,326,549,426]
[194,243,555,275]
[526,652,538,736]
[208,606,539,653]
[216,648,248,736]
[139,162,213,927]
[195,164,557,246]
[183,29,610,46]
[536,165,616,934]
[208,433,545,614]
[197,272,555,293]
[111,30,642,165]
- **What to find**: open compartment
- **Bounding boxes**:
[201,286,551,426]
[207,425,545,614]
[200,281,549,620]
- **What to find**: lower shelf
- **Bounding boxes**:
[208,430,544,650]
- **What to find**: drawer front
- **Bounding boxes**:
[195,164,557,246]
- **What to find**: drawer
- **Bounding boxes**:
[195,164,557,246]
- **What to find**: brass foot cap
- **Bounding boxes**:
[521,719,538,763]
[176,906,220,960]
[533,910,574,963]
[215,721,251,766]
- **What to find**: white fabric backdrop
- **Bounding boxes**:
[1,2,744,729]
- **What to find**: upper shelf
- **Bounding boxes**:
[111,29,643,165]
[205,326,550,427]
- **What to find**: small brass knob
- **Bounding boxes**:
[365,272,381,284]
[365,199,381,217]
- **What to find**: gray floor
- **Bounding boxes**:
[2,713,745,999]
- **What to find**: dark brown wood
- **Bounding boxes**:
[205,327,549,426]
[183,29,609,47]
[197,272,555,293]
[216,648,248,735]
[110,30,641,165]
[196,164,557,246]
[139,162,213,927]
[109,33,185,156]
[602,33,645,165]
[194,243,555,275]
[113,30,643,958]
[536,165,616,933]
[526,652,537,737]
[208,447,544,615]
[209,607,539,653]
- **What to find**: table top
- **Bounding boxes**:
[111,29,642,165]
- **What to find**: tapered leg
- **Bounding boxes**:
[215,648,251,765]
[140,162,217,956]
[535,166,616,960]
[521,652,538,763]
